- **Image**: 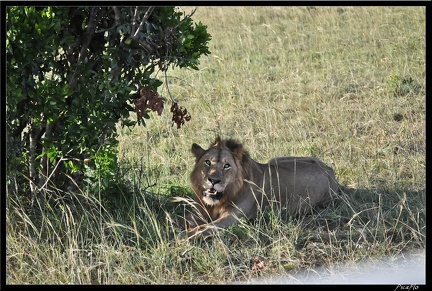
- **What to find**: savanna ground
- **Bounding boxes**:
[6,6,426,284]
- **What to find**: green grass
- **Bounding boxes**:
[6,6,425,284]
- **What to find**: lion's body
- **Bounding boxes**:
[186,137,339,238]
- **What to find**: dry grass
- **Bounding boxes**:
[6,6,425,284]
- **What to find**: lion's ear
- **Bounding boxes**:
[191,143,205,157]
[213,136,222,147]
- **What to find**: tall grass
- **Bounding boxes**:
[6,6,425,284]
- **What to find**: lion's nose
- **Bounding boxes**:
[208,177,221,185]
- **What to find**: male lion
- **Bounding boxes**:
[186,136,340,238]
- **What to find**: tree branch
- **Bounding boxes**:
[131,6,139,36]
[78,7,99,63]
[28,124,40,195]
[175,7,197,29]
[113,6,121,26]
[132,6,154,39]
[110,6,122,84]
[69,7,105,90]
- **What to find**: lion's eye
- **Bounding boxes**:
[224,163,231,170]
[204,159,211,166]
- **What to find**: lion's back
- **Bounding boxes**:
[261,156,339,214]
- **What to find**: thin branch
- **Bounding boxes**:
[131,6,139,36]
[175,7,197,29]
[110,6,122,84]
[112,6,121,25]
[141,39,160,52]
[37,156,81,192]
[77,7,99,63]
[69,7,104,90]
[132,6,155,39]
[164,70,176,103]
[28,125,39,194]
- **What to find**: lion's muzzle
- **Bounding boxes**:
[202,187,223,205]
[203,187,223,198]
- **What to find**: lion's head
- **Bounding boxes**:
[190,136,250,207]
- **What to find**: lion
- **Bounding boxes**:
[185,136,340,239]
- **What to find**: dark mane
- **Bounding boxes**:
[222,138,242,152]
[210,136,249,158]
[210,136,254,180]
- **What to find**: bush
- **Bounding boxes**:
[6,6,211,202]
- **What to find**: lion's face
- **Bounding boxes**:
[190,139,245,206]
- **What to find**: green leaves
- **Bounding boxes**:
[385,72,422,97]
[174,20,212,70]
[6,6,211,198]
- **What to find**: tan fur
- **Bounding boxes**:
[186,136,340,238]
